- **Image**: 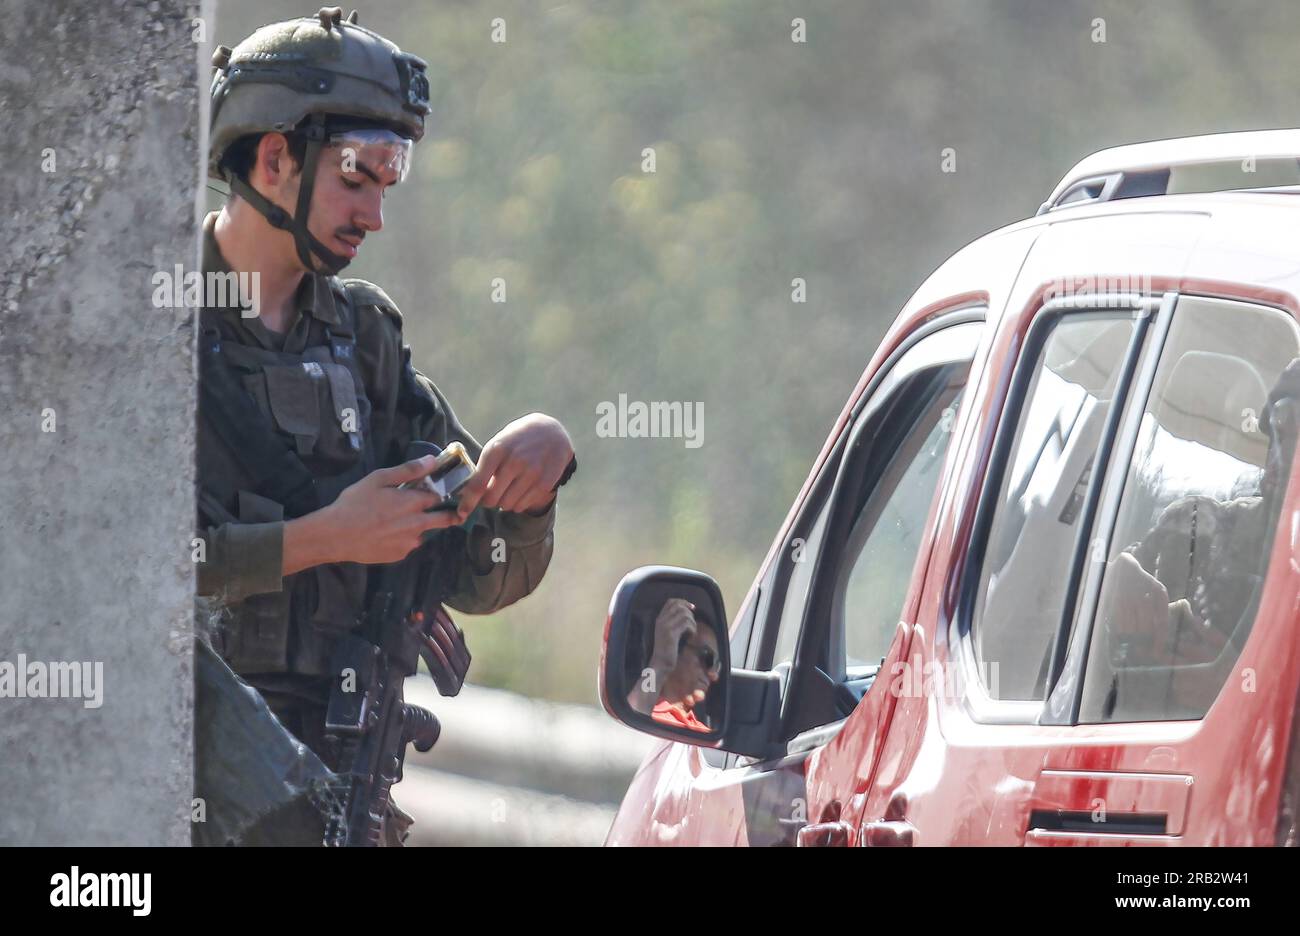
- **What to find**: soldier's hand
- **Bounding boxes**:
[455,413,574,517]
[325,455,464,564]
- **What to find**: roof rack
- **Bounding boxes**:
[1038,129,1300,215]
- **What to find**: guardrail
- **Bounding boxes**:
[394,675,658,846]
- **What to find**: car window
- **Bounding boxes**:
[973,314,1138,701]
[1080,297,1300,722]
[836,380,964,669]
[771,320,981,687]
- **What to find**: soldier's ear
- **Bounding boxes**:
[255,132,298,185]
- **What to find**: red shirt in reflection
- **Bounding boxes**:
[652,699,707,732]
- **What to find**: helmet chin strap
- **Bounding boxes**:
[224,114,354,276]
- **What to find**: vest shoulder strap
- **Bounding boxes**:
[339,277,404,334]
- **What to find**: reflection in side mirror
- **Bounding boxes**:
[600,567,729,746]
[628,596,722,733]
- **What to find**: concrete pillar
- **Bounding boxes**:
[0,1,203,845]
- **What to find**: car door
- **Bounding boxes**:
[605,306,988,845]
[859,287,1300,846]
[771,313,987,846]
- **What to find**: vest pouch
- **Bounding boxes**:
[290,562,370,676]
[223,490,291,673]
[316,360,368,467]
[259,359,367,472]
[262,364,322,458]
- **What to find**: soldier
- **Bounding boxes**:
[194,7,576,845]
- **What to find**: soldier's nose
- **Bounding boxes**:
[357,197,384,233]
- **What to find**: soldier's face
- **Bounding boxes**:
[254,131,405,271]
[302,145,403,267]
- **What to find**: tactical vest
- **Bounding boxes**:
[197,281,387,678]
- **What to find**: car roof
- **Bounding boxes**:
[905,187,1300,324]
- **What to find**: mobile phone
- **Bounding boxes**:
[401,441,476,510]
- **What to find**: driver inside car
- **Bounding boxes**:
[1101,357,1300,671]
[626,598,721,732]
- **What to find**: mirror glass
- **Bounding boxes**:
[621,587,726,734]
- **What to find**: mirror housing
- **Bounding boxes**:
[599,566,782,759]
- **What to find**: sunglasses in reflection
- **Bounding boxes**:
[678,633,720,674]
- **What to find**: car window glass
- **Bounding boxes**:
[771,320,980,674]
[973,315,1137,701]
[1081,298,1300,722]
[839,384,965,669]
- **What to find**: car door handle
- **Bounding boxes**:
[1027,770,1192,841]
[796,821,852,847]
[860,819,916,847]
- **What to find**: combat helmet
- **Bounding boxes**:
[208,6,431,273]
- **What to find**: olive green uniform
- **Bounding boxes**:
[196,210,555,755]
[197,8,550,845]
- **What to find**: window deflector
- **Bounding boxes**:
[1043,293,1178,725]
[954,293,1164,726]
[750,438,844,672]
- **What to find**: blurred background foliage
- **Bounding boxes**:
[212,0,1300,704]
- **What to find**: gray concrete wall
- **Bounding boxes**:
[0,1,202,845]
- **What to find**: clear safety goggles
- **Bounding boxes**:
[325,128,414,184]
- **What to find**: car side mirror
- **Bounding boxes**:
[600,566,782,758]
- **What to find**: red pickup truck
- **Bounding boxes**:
[599,130,1300,846]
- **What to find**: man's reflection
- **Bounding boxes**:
[626,597,721,732]
[1099,358,1299,678]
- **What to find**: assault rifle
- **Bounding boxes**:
[322,441,473,847]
